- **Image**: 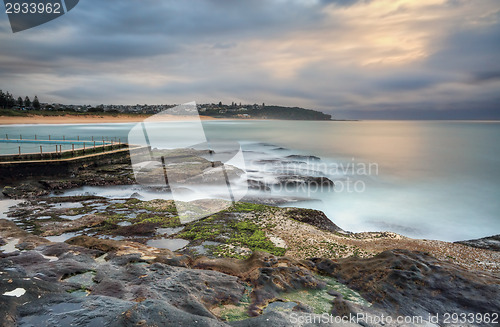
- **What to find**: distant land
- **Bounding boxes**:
[0,104,332,121]
[0,90,332,121]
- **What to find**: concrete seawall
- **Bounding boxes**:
[0,146,149,182]
[0,142,120,162]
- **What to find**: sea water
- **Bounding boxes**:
[1,120,499,241]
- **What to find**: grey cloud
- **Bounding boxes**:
[332,100,500,120]
[320,0,363,6]
[1,0,499,120]
[0,0,330,63]
[472,71,500,83]
[212,42,236,49]
[375,75,442,92]
[69,0,326,37]
[426,23,500,75]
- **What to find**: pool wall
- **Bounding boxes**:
[0,145,148,182]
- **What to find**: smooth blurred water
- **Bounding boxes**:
[1,120,499,241]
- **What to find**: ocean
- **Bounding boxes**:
[1,120,499,242]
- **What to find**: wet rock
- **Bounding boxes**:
[113,299,230,327]
[194,253,325,316]
[154,254,192,267]
[14,242,35,251]
[134,152,244,187]
[230,311,293,327]
[194,252,272,277]
[0,219,50,248]
[8,251,49,266]
[17,294,230,326]
[254,159,283,164]
[0,261,63,327]
[39,179,84,190]
[64,235,177,261]
[16,294,134,327]
[129,192,143,199]
[285,155,320,161]
[77,259,246,318]
[66,235,126,253]
[149,263,245,315]
[286,208,343,233]
[249,265,324,315]
[315,249,500,325]
[247,179,271,192]
[3,162,135,199]
[92,279,126,299]
[12,275,237,326]
[456,234,500,252]
[3,195,500,326]
[37,242,104,258]
[184,164,245,185]
[240,195,316,206]
[2,183,50,199]
[22,256,91,282]
[308,257,338,275]
[275,175,334,187]
[3,235,499,327]
[113,222,158,237]
[39,214,108,237]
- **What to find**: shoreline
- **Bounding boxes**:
[0,195,492,247]
[0,114,220,125]
[0,195,498,273]
[0,114,346,125]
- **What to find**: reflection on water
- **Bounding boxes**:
[45,232,80,243]
[146,238,189,251]
[0,200,24,219]
[0,238,19,253]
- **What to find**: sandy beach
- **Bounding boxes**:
[0,114,220,125]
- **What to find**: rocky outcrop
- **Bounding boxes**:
[194,253,324,316]
[275,175,334,188]
[311,249,500,326]
[456,234,500,252]
[285,208,343,233]
[1,163,135,199]
[285,155,320,161]
[246,179,271,191]
[39,214,108,236]
[2,195,500,326]
[2,217,500,327]
[2,183,50,199]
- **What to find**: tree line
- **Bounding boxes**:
[0,89,40,110]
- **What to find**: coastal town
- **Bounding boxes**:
[0,90,332,120]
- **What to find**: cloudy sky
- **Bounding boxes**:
[1,0,499,119]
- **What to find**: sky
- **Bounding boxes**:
[0,0,499,119]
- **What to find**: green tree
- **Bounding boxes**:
[0,90,5,108]
[24,96,31,108]
[88,107,104,113]
[33,95,40,110]
[17,96,23,107]
[5,92,15,108]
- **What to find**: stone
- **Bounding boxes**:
[456,234,500,252]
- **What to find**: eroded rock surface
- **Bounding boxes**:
[1,196,499,326]
[457,234,500,252]
[312,249,500,326]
